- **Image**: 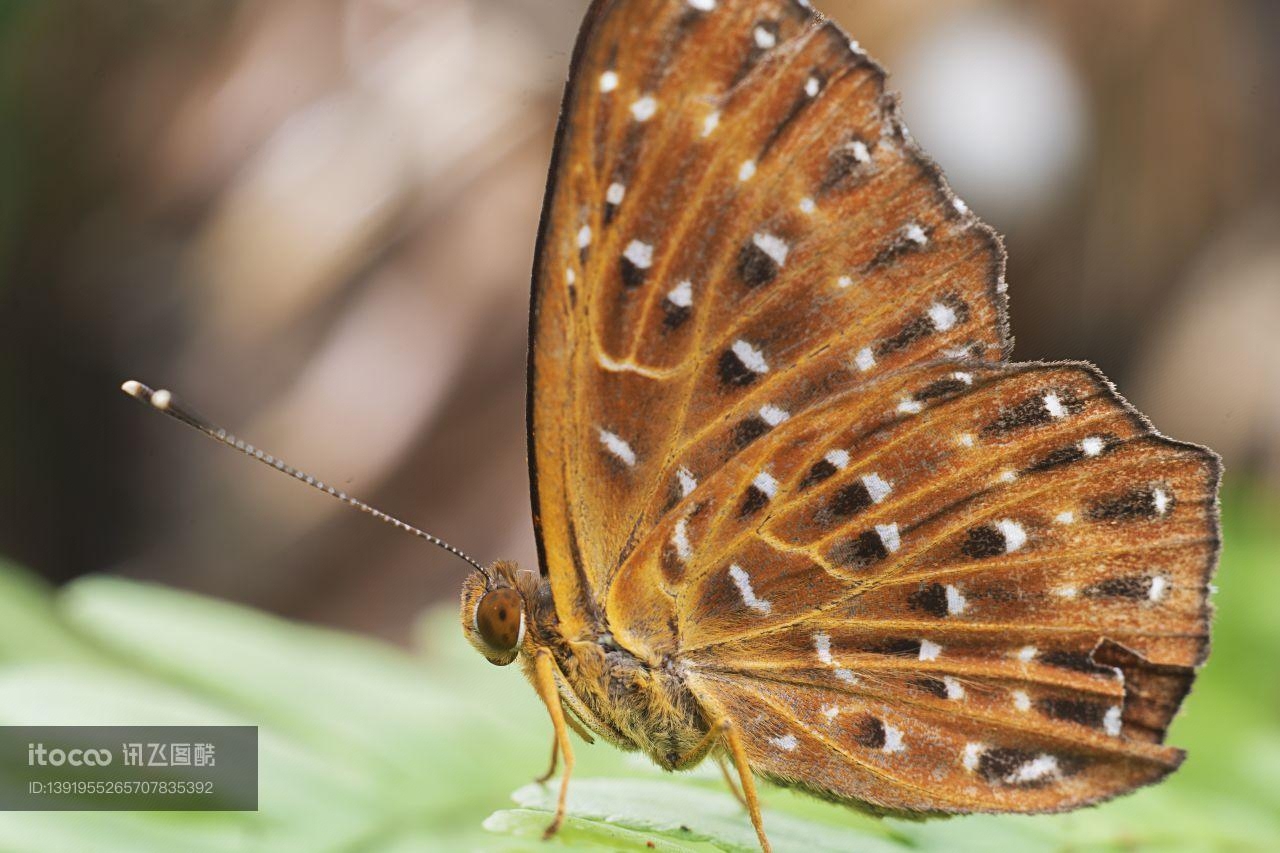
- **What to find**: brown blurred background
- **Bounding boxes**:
[1,0,1276,644]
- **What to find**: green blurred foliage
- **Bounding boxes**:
[0,491,1274,851]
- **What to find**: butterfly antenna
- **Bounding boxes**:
[120,379,490,577]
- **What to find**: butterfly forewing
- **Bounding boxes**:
[528,0,1219,817]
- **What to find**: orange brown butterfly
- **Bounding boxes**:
[123,1,1221,851]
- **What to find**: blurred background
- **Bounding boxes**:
[1,0,1277,645]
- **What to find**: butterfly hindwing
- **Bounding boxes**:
[671,360,1217,813]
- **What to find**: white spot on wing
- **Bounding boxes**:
[630,95,657,122]
[805,76,820,97]
[838,275,855,289]
[752,471,779,499]
[1055,510,1076,524]
[863,473,892,504]
[882,723,905,753]
[738,159,756,181]
[957,433,976,447]
[825,449,850,469]
[1153,487,1171,516]
[834,668,857,684]
[1104,705,1123,737]
[677,467,697,497]
[753,25,777,49]
[1017,645,1038,662]
[847,140,871,164]
[995,519,1028,553]
[876,523,901,553]
[919,639,941,661]
[672,518,692,561]
[1008,755,1059,784]
[943,675,965,700]
[945,584,966,615]
[1013,690,1031,712]
[904,223,928,245]
[667,280,693,307]
[597,429,636,467]
[927,301,957,331]
[752,232,789,267]
[606,182,626,205]
[565,268,575,286]
[821,704,840,721]
[731,339,769,374]
[769,733,798,751]
[962,742,984,771]
[814,632,835,665]
[953,197,969,215]
[577,225,592,249]
[759,404,789,426]
[1080,436,1105,457]
[702,111,720,137]
[798,196,815,214]
[1149,575,1169,602]
[854,346,875,372]
[897,398,923,415]
[729,563,772,614]
[599,70,619,93]
[1043,392,1067,419]
[687,0,716,9]
[623,239,653,269]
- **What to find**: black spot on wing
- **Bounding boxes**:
[663,300,691,329]
[732,415,769,449]
[821,480,873,521]
[916,377,969,402]
[800,459,838,490]
[737,239,780,289]
[620,255,646,288]
[718,348,759,387]
[1088,486,1170,521]
[848,715,886,749]
[863,638,921,657]
[1084,574,1156,600]
[830,529,888,570]
[908,583,949,618]
[866,226,930,270]
[982,390,1075,437]
[977,748,1045,786]
[820,137,870,194]
[1041,650,1115,677]
[874,316,932,358]
[915,677,948,698]
[961,525,1005,559]
[738,485,770,518]
[1036,697,1108,728]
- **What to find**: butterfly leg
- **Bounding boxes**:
[715,756,748,808]
[718,719,772,853]
[532,648,574,839]
[675,718,772,853]
[534,731,558,784]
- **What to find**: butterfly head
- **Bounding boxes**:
[461,560,529,666]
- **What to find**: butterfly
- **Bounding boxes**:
[458,0,1220,849]
[123,1,1221,850]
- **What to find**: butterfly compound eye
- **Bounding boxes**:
[475,587,525,653]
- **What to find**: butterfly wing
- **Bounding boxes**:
[671,358,1218,812]
[530,0,1007,639]
[528,0,1219,814]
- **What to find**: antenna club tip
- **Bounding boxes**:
[151,389,172,410]
[120,379,145,397]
